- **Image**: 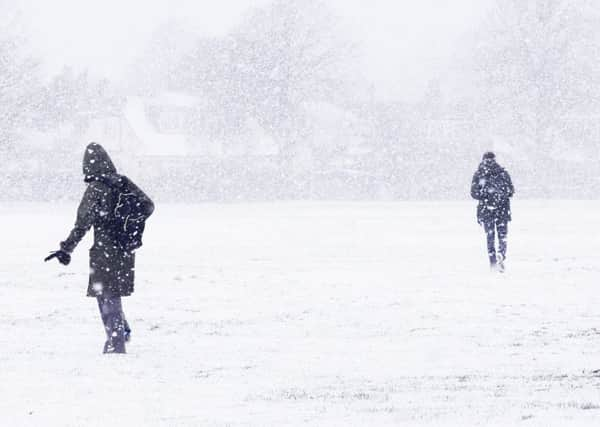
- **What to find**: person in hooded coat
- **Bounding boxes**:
[470,152,514,271]
[46,143,154,354]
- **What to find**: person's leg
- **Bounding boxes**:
[497,222,508,259]
[483,220,497,267]
[97,296,110,339]
[97,296,126,354]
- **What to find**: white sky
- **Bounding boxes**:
[19,0,493,99]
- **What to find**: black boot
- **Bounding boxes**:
[103,336,126,354]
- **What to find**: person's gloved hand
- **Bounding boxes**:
[44,250,71,265]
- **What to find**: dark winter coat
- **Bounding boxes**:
[61,143,154,297]
[470,159,514,225]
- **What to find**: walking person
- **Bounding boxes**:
[470,152,514,272]
[45,142,154,353]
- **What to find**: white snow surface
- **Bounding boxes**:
[2,201,600,426]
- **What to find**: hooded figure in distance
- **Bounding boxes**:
[46,143,154,354]
[471,152,514,272]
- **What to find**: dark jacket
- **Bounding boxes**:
[61,143,154,297]
[470,159,514,225]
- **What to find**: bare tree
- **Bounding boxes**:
[39,67,124,136]
[129,22,197,96]
[473,0,600,160]
[182,0,356,170]
[0,6,41,158]
[231,0,354,159]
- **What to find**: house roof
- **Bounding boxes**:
[124,97,189,156]
[145,92,199,108]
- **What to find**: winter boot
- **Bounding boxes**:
[497,253,505,273]
[103,337,126,354]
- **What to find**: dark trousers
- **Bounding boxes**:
[97,296,128,354]
[483,220,508,265]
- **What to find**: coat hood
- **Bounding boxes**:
[83,143,117,182]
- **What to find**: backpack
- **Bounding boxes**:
[483,170,510,206]
[110,176,154,251]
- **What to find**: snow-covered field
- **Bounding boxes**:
[2,200,600,426]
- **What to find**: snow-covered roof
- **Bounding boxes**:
[145,92,199,108]
[124,97,189,156]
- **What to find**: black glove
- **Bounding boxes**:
[44,250,71,265]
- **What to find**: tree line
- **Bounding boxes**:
[2,0,600,200]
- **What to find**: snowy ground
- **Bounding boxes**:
[2,200,600,426]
